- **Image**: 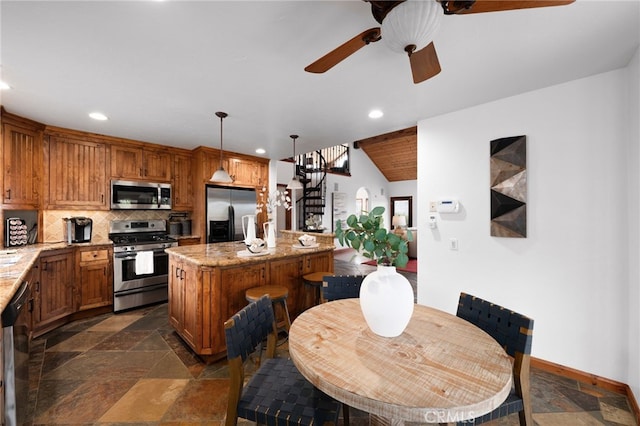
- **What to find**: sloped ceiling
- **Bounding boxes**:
[355,127,417,182]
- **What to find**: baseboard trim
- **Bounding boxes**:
[532,357,639,424]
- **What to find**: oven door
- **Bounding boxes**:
[113,248,170,293]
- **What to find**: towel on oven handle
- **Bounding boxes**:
[135,251,154,275]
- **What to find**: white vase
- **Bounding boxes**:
[359,265,414,337]
[263,221,276,248]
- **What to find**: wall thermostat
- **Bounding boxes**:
[437,199,459,213]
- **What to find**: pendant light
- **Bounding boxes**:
[210,111,233,183]
[286,134,303,190]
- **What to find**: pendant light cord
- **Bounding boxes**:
[216,111,228,169]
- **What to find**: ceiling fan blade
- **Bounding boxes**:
[441,0,574,15]
[409,42,441,84]
[305,27,381,74]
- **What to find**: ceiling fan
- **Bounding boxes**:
[305,0,574,84]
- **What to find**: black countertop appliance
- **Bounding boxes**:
[65,217,93,243]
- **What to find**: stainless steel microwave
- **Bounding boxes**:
[111,180,172,210]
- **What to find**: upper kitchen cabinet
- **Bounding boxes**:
[111,144,172,182]
[192,146,268,189]
[173,153,193,210]
[45,132,109,209]
[226,155,268,188]
[1,111,44,208]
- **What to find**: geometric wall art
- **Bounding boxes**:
[490,135,527,237]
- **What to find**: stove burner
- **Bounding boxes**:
[108,219,177,246]
[109,233,177,245]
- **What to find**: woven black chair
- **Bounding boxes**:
[455,292,535,426]
[224,295,342,426]
[319,274,365,425]
[321,275,365,302]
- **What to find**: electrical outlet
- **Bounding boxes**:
[449,238,458,250]
[429,201,437,212]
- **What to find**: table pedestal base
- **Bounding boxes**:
[369,413,455,426]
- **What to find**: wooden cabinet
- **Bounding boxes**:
[220,263,267,323]
[111,145,172,181]
[268,257,304,318]
[178,237,201,246]
[33,249,75,334]
[303,251,334,275]
[1,120,43,207]
[169,259,200,350]
[168,255,268,358]
[168,247,333,360]
[76,246,113,311]
[45,135,108,209]
[227,155,268,187]
[173,153,193,210]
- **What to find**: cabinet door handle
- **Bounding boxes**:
[35,281,40,292]
[180,269,185,280]
[5,189,10,199]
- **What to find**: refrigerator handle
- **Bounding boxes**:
[228,205,235,241]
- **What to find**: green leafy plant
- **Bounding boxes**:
[335,206,413,268]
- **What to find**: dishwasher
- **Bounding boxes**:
[2,281,30,426]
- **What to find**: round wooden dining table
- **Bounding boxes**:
[288,299,513,425]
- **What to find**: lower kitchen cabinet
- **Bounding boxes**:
[33,248,75,335]
[219,263,267,325]
[167,247,333,360]
[76,246,113,311]
[268,257,304,318]
[168,259,200,350]
[28,246,114,337]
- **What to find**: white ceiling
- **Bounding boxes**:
[1,1,638,161]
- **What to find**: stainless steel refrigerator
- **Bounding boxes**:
[206,185,257,243]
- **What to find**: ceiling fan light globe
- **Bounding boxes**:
[382,0,443,53]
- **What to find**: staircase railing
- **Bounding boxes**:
[290,143,350,230]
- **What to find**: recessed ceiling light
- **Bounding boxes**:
[255,148,266,155]
[89,112,108,121]
[0,81,10,90]
[368,109,383,119]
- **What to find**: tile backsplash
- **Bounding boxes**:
[43,210,172,243]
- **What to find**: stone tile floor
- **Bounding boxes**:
[26,257,636,425]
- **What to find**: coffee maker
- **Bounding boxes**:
[66,217,93,243]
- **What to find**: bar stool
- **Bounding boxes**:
[302,271,333,308]
[245,285,291,335]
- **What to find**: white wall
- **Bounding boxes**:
[276,146,391,233]
[418,66,637,396]
[626,47,640,402]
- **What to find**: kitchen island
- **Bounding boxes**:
[165,237,334,360]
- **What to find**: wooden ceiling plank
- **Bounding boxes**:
[354,126,417,181]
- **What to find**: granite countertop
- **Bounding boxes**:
[165,237,334,267]
[0,239,113,316]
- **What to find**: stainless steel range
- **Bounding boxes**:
[109,219,178,312]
